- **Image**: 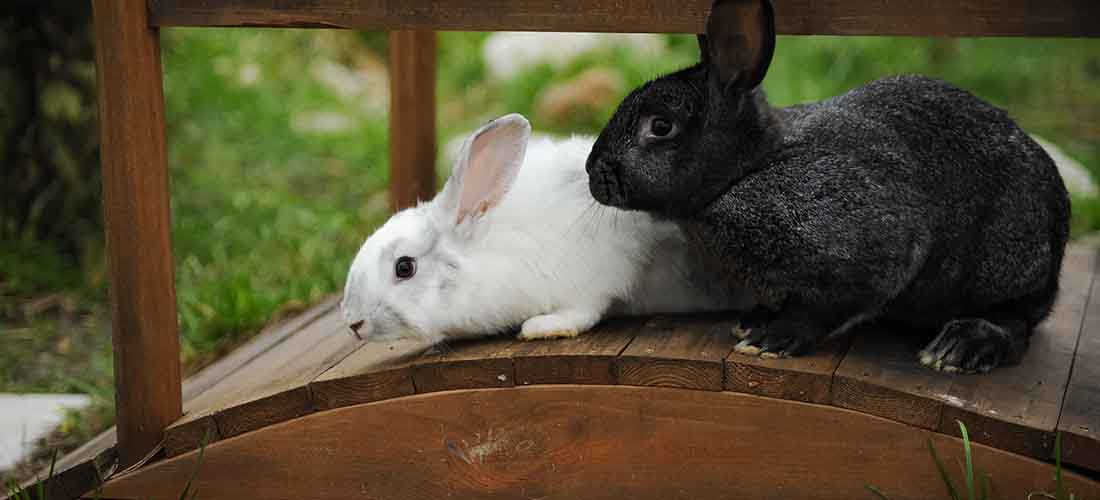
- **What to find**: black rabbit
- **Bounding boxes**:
[586,0,1070,373]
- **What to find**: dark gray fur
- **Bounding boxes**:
[586,0,1070,373]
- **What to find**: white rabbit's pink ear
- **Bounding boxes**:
[438,113,530,226]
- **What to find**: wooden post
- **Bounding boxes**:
[92,0,182,467]
[387,31,437,211]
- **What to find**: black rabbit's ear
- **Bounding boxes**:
[703,0,776,92]
[696,34,710,64]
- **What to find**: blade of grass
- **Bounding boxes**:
[980,470,991,500]
[178,428,211,500]
[928,437,961,500]
[1055,431,1068,500]
[959,420,977,500]
[865,485,892,499]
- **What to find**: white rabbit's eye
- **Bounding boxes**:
[395,256,417,280]
[641,115,678,143]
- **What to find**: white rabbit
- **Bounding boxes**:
[340,114,752,344]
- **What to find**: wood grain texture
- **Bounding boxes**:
[1057,247,1100,471]
[162,312,359,455]
[18,428,117,500]
[616,315,738,390]
[725,335,850,403]
[832,333,953,429]
[181,296,338,402]
[309,337,429,410]
[93,0,181,468]
[410,336,518,393]
[95,386,1100,500]
[939,245,1097,460]
[388,30,436,211]
[27,301,336,491]
[162,415,218,458]
[164,298,340,456]
[148,0,1100,36]
[508,319,638,386]
[87,242,1100,497]
[58,300,338,468]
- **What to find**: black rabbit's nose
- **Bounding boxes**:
[348,320,365,340]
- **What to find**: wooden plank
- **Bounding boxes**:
[96,386,1100,500]
[22,460,100,500]
[48,428,117,482]
[725,334,850,404]
[939,245,1097,460]
[388,30,436,211]
[149,0,1100,37]
[508,318,638,386]
[92,0,181,468]
[162,310,359,455]
[1057,247,1100,472]
[164,298,340,455]
[162,414,218,458]
[181,296,338,402]
[309,337,430,410]
[832,333,953,429]
[410,336,518,393]
[18,428,117,500]
[36,299,340,490]
[616,315,739,391]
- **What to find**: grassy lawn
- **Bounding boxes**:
[1,29,1098,480]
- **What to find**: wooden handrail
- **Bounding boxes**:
[388,31,437,211]
[87,0,1099,484]
[93,0,182,468]
[148,0,1100,37]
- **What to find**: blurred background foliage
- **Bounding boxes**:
[1,4,1098,480]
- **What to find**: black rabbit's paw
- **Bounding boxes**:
[731,308,774,340]
[733,322,818,359]
[919,319,1012,374]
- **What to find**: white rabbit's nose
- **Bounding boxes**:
[348,320,366,340]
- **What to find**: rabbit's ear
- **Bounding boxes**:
[438,113,531,227]
[700,0,775,92]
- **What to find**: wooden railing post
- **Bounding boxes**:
[388,30,438,211]
[92,0,182,467]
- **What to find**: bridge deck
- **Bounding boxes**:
[36,244,1100,498]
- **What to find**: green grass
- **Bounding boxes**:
[867,422,1082,500]
[1,29,1098,482]
[159,29,394,362]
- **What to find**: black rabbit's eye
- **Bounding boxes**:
[641,115,678,143]
[651,117,673,137]
[394,256,416,280]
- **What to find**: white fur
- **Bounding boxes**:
[341,114,752,344]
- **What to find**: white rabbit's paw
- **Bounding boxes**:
[518,310,600,341]
[516,327,580,341]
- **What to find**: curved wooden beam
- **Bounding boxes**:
[96,386,1100,500]
[157,247,1099,473]
[44,246,1098,499]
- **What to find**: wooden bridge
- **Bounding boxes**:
[18,0,1100,498]
[33,244,1100,498]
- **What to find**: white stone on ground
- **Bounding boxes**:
[0,394,91,470]
[1032,134,1097,196]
